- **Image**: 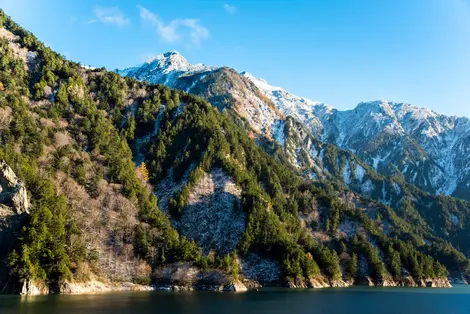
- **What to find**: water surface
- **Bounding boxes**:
[1,285,470,314]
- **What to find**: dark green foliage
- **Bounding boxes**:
[89,71,127,110]
[345,253,358,280]
[136,98,160,126]
[9,177,73,281]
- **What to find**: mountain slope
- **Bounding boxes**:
[118,52,285,137]
[245,74,470,199]
[119,52,470,201]
[117,51,470,277]
[1,10,467,294]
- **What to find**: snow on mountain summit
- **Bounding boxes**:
[145,51,192,72]
[242,71,329,137]
[117,51,216,87]
[241,72,285,92]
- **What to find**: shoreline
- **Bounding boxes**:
[9,276,457,296]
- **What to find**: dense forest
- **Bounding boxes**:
[0,9,468,293]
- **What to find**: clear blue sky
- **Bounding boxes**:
[1,0,470,117]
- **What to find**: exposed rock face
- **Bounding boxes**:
[179,168,245,255]
[423,278,452,288]
[20,280,49,296]
[18,279,155,296]
[376,279,398,287]
[0,27,39,72]
[330,279,352,288]
[245,72,470,199]
[222,280,248,292]
[0,162,30,294]
[284,277,350,289]
[119,52,470,200]
[308,278,331,289]
[241,253,282,284]
[0,161,30,214]
[152,262,247,291]
[356,276,452,288]
[59,280,154,294]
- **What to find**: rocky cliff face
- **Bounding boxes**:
[178,168,245,255]
[0,162,29,293]
[0,161,30,214]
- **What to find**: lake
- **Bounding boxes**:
[1,285,470,314]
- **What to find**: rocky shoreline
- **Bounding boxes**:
[16,276,454,296]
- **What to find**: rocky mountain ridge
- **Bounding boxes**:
[118,52,470,201]
[245,75,470,200]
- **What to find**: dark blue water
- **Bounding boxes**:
[1,285,470,314]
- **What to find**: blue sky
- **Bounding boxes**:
[1,0,470,117]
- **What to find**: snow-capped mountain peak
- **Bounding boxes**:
[117,51,217,87]
[145,51,191,73]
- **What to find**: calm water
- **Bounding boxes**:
[1,285,470,314]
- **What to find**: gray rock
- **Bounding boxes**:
[0,161,29,214]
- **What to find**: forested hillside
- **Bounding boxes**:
[118,50,470,265]
[0,9,468,294]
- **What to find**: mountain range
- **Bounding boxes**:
[118,51,470,201]
[1,9,470,296]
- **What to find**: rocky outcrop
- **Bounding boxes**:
[18,279,155,296]
[0,161,30,214]
[241,253,282,284]
[308,278,331,289]
[20,280,49,296]
[0,162,29,294]
[179,168,245,255]
[330,279,352,288]
[285,277,352,289]
[422,278,452,288]
[356,276,452,288]
[222,280,248,292]
[152,262,247,292]
[59,280,154,294]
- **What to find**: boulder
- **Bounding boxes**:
[223,280,248,292]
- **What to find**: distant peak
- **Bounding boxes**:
[146,51,189,65]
